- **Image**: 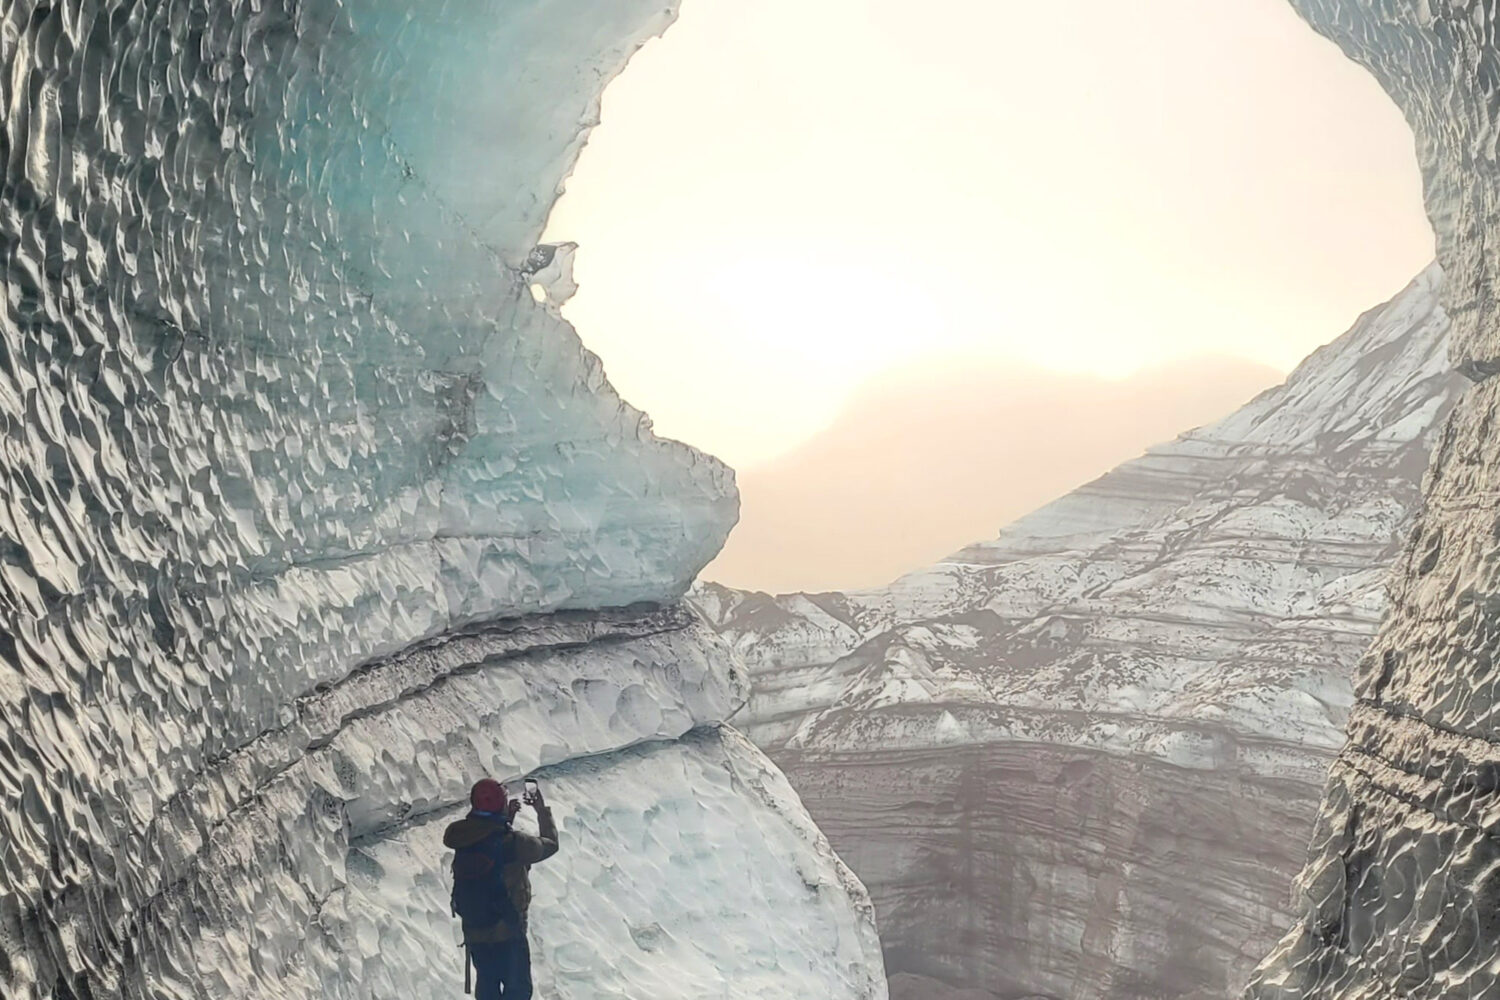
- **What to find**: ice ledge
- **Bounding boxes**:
[44,602,885,999]
[325,727,888,1000]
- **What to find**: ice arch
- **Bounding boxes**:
[4,0,1498,997]
[0,2,881,999]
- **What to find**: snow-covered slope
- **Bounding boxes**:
[0,4,883,999]
[695,265,1464,999]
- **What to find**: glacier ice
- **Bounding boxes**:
[331,728,883,1000]
[696,266,1465,1000]
[0,2,884,998]
[1244,2,1500,999]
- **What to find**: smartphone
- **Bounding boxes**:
[523,778,539,804]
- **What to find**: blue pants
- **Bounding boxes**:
[470,938,532,1000]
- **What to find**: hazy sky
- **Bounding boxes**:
[545,0,1434,471]
[708,356,1285,592]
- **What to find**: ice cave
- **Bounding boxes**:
[2,1,1500,999]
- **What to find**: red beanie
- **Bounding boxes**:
[470,778,507,814]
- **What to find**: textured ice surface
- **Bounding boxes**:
[697,268,1465,1000]
[0,0,734,745]
[0,3,889,999]
[1243,3,1500,999]
[116,608,744,997]
[331,728,884,1000]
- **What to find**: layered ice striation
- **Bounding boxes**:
[0,2,884,998]
[696,267,1465,1000]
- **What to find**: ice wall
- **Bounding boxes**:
[334,728,882,1000]
[1248,2,1500,998]
[0,2,883,998]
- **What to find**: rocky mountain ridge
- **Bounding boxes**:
[695,263,1465,999]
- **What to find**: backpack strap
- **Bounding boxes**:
[487,829,526,932]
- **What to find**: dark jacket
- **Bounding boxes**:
[444,807,559,943]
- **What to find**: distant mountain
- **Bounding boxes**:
[692,264,1464,1000]
[704,357,1282,593]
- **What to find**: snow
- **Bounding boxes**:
[698,264,1463,770]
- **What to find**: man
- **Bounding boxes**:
[445,778,559,999]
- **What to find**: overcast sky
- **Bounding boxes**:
[544,0,1434,471]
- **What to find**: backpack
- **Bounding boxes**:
[450,828,524,932]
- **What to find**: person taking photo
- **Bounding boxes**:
[445,777,559,999]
